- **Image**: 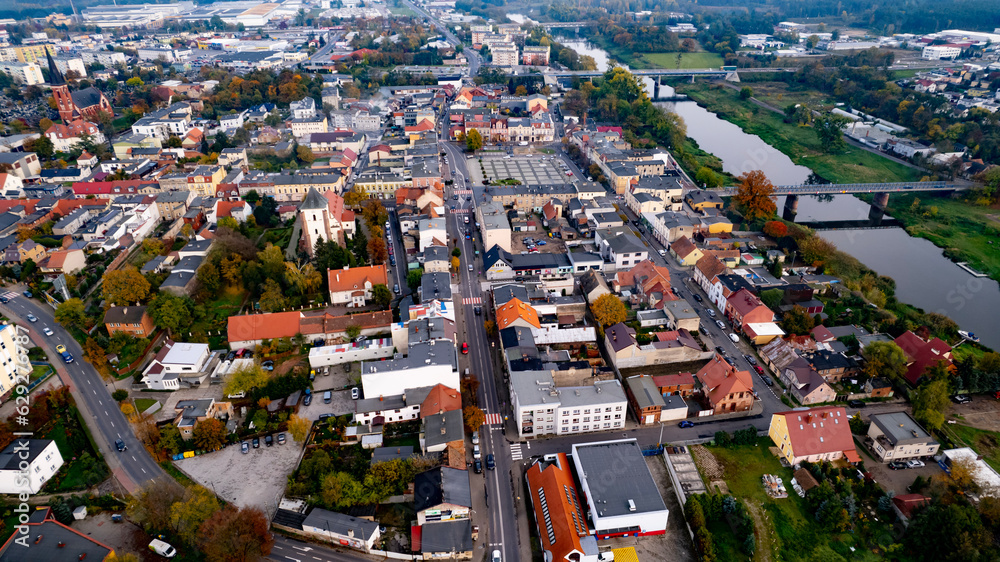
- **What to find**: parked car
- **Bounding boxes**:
[474,306,482,315]
[394,283,400,294]
[323,390,332,403]
[318,413,334,421]
[715,319,725,329]
[678,420,695,428]
[473,445,481,459]
[952,394,972,404]
[754,365,765,375]
[743,354,757,366]
[264,434,273,447]
[252,437,260,448]
[847,400,866,408]
[115,439,127,452]
[693,294,703,302]
[906,459,925,468]
[715,346,725,355]
[225,351,237,362]
[22,291,31,298]
[888,461,908,470]
[462,342,469,354]
[473,459,483,473]
[708,310,716,318]
[486,454,495,470]
[303,393,313,406]
[262,360,274,371]
[351,387,359,400]
[472,431,480,445]
[761,375,774,386]
[277,433,286,445]
[241,441,249,454]
[0,296,7,303]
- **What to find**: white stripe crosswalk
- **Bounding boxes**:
[510,443,523,461]
[453,189,472,195]
[462,297,481,305]
[451,208,470,213]
[0,292,17,301]
[484,413,503,425]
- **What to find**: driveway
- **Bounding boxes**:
[175,434,303,510]
[865,458,942,496]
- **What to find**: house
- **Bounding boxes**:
[571,439,669,539]
[0,439,63,494]
[0,508,114,561]
[604,323,710,369]
[420,409,463,453]
[579,270,611,303]
[2,238,46,265]
[525,453,598,562]
[693,254,727,295]
[685,190,723,211]
[865,377,894,398]
[44,119,105,153]
[778,358,836,405]
[419,520,474,560]
[768,406,861,465]
[725,289,774,332]
[662,299,700,332]
[414,467,472,525]
[172,398,234,440]
[894,331,955,385]
[695,356,755,414]
[495,298,541,331]
[361,339,458,398]
[103,306,155,338]
[328,265,388,307]
[613,259,675,309]
[626,375,669,425]
[301,508,381,552]
[141,339,211,390]
[866,411,939,462]
[669,236,703,266]
[652,372,696,398]
[803,349,856,383]
[227,309,393,349]
[209,199,252,224]
[37,248,85,276]
[218,147,248,168]
[0,152,41,179]
[421,246,451,274]
[0,173,23,197]
[510,372,628,438]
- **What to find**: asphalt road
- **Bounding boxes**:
[269,534,368,562]
[401,0,481,76]
[1,291,165,493]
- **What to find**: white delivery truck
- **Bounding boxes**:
[149,538,177,558]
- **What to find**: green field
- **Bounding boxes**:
[641,52,725,70]
[677,82,925,184]
[944,424,1000,472]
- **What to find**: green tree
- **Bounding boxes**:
[148,293,194,334]
[452,247,461,257]
[780,305,815,335]
[197,261,221,293]
[224,363,270,396]
[54,298,88,329]
[739,87,753,100]
[258,278,286,312]
[815,114,850,153]
[321,472,364,509]
[126,479,186,533]
[695,166,721,188]
[344,324,361,340]
[159,423,183,455]
[591,293,627,327]
[465,128,483,152]
[30,136,54,159]
[102,267,151,306]
[905,502,992,561]
[192,418,227,451]
[371,284,392,309]
[217,216,239,231]
[407,267,423,292]
[912,374,950,430]
[861,341,909,385]
[112,389,129,402]
[760,288,783,310]
[170,485,220,546]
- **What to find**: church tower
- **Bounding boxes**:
[47,50,75,122]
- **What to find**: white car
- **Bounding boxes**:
[42,327,53,336]
[906,459,925,468]
[26,314,37,323]
[492,550,502,562]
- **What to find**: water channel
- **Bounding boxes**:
[556,36,1000,350]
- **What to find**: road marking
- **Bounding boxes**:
[104,410,108,416]
[141,468,146,474]
[462,297,481,305]
[292,546,313,552]
[510,443,523,461]
[484,413,503,425]
[132,456,137,462]
[110,421,114,428]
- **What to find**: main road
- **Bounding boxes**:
[0,291,165,492]
[400,0,481,76]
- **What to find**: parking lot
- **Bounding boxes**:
[862,450,943,496]
[175,432,303,510]
[477,156,573,185]
[511,231,566,254]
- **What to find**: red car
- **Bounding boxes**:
[462,342,469,354]
[754,366,764,375]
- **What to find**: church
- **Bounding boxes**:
[47,50,113,123]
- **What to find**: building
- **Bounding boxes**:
[288,115,329,139]
[695,356,755,414]
[922,45,962,60]
[420,519,474,560]
[172,398,233,440]
[604,323,710,369]
[0,152,41,179]
[0,324,28,399]
[725,288,774,332]
[361,339,458,398]
[511,371,628,438]
[327,265,388,308]
[37,248,85,276]
[626,375,673,425]
[525,453,599,562]
[0,439,63,494]
[669,236,703,267]
[300,188,356,254]
[522,45,551,66]
[685,190,723,211]
[768,406,861,465]
[777,358,836,405]
[103,306,155,338]
[227,309,393,349]
[414,467,472,525]
[661,299,701,332]
[44,120,105,153]
[0,61,44,85]
[894,331,954,385]
[141,339,211,390]
[866,411,939,462]
[571,439,669,539]
[301,508,380,552]
[420,409,464,454]
[46,51,112,124]
[0,508,114,561]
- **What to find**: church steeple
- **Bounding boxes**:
[46,48,65,86]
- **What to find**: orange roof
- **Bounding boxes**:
[51,198,108,217]
[228,311,303,343]
[215,200,246,218]
[420,384,462,418]
[495,298,540,330]
[694,254,727,282]
[327,264,388,293]
[405,119,435,133]
[696,356,754,406]
[773,406,860,462]
[526,453,589,562]
[0,199,38,214]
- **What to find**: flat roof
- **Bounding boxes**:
[571,439,667,518]
[870,411,936,445]
[163,341,209,365]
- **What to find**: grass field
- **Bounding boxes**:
[135,398,158,413]
[641,52,725,70]
[944,425,1000,472]
[677,82,925,184]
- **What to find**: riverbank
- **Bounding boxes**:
[675,82,925,184]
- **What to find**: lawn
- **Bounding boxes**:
[944,424,1000,472]
[135,398,158,413]
[30,364,51,383]
[42,414,110,492]
[694,443,889,562]
[641,52,724,70]
[676,82,925,185]
[193,288,247,346]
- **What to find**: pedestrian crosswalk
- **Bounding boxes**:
[453,189,472,195]
[462,297,481,305]
[0,291,17,301]
[484,413,503,425]
[451,207,470,213]
[510,443,523,461]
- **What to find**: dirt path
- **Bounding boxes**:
[746,500,777,562]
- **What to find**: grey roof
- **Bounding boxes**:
[414,467,472,512]
[409,316,447,344]
[173,254,205,272]
[371,446,414,464]
[420,271,452,302]
[300,187,327,210]
[0,439,54,469]
[662,299,700,320]
[493,284,529,307]
[141,255,167,273]
[103,305,148,325]
[70,87,107,110]
[572,439,667,518]
[685,190,723,205]
[870,412,937,446]
[302,508,379,540]
[421,520,473,554]
[0,518,111,562]
[422,409,463,449]
[364,339,456,375]
[355,385,435,415]
[557,380,626,408]
[606,231,646,255]
[422,245,450,263]
[627,376,666,409]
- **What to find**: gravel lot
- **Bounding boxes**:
[175,434,304,510]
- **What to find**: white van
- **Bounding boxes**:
[149,538,176,558]
[729,333,739,343]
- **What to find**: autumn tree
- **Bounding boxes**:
[193,418,227,451]
[463,405,485,431]
[224,363,270,396]
[344,186,367,208]
[780,305,815,335]
[763,221,788,239]
[198,506,274,562]
[84,337,112,379]
[170,485,220,546]
[372,284,392,309]
[148,292,194,334]
[287,414,311,442]
[126,479,186,533]
[798,235,836,265]
[54,298,88,330]
[296,145,316,163]
[102,266,151,306]
[912,373,950,430]
[733,170,777,222]
[368,236,388,265]
[466,129,483,152]
[258,278,286,312]
[591,293,627,327]
[197,261,221,293]
[451,256,461,270]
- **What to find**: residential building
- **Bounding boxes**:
[0,61,44,85]
[511,371,627,438]
[866,411,939,462]
[695,356,755,414]
[685,190,723,211]
[44,120,105,153]
[626,375,673,425]
[37,248,85,276]
[172,398,234,440]
[476,202,512,253]
[0,508,113,560]
[290,96,317,119]
[361,340,458,398]
[803,349,857,383]
[414,467,472,525]
[522,45,550,66]
[571,439,669,539]
[218,147,248,169]
[669,236,703,266]
[605,323,710,369]
[154,190,193,221]
[894,331,955,385]
[525,453,598,562]
[288,115,329,139]
[0,439,63,494]
[327,265,388,307]
[725,288,774,332]
[662,299,701,332]
[141,339,211,390]
[420,409,463,453]
[778,358,836,405]
[652,372,696,398]
[420,520,474,560]
[769,406,861,465]
[693,254,727,295]
[0,152,41,179]
[496,298,541,331]
[103,306,155,338]
[0,323,27,400]
[301,508,380,552]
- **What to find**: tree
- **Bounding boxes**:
[483,320,496,337]
[287,414,311,442]
[763,221,788,238]
[84,337,111,379]
[217,216,239,231]
[198,506,274,562]
[321,472,364,509]
[515,85,528,96]
[760,288,783,310]
[126,479,186,533]
[780,305,815,335]
[148,293,194,334]
[224,363,270,396]
[464,405,485,431]
[29,136,54,159]
[102,267,151,306]
[451,256,461,270]
[733,170,776,222]
[798,235,837,265]
[112,389,129,402]
[192,418,226,451]
[197,261,221,293]
[905,502,992,562]
[815,114,850,153]
[158,423,183,456]
[296,145,316,163]
[371,284,392,309]
[368,236,388,265]
[344,324,362,340]
[912,377,950,430]
[977,352,1000,374]
[861,341,909,385]
[695,166,721,188]
[466,129,483,152]
[739,87,753,100]
[452,247,461,257]
[54,298,88,329]
[258,278,286,312]
[591,293,627,327]
[344,186,367,208]
[170,485,220,546]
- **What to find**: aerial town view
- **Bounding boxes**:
[0,0,1000,560]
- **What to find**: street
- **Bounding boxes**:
[0,291,165,493]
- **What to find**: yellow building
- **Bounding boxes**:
[768,406,861,465]
[0,44,56,64]
[186,165,226,197]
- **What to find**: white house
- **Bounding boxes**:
[0,439,64,494]
[418,217,447,251]
[290,96,317,119]
[218,110,248,132]
[301,509,380,553]
[327,265,387,308]
[360,340,459,398]
[141,339,211,390]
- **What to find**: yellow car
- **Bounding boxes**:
[56,344,67,354]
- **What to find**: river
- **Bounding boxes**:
[558,36,1000,350]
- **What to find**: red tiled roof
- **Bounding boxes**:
[525,453,588,562]
[327,265,388,294]
[696,356,754,406]
[894,331,954,385]
[420,384,461,418]
[727,288,769,317]
[773,405,860,462]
